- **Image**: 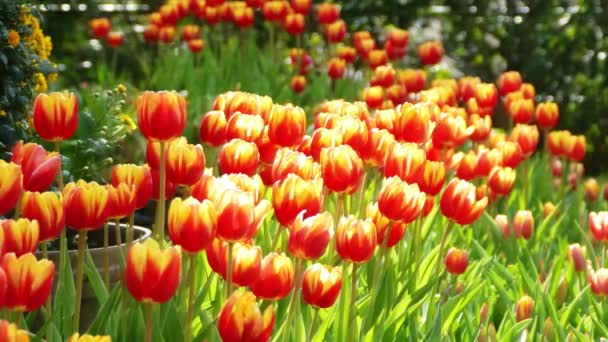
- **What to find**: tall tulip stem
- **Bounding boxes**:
[282,259,302,342]
[432,221,454,295]
[103,222,110,289]
[74,230,88,332]
[42,243,53,342]
[144,303,153,342]
[226,242,234,297]
[127,212,135,245]
[155,140,167,241]
[307,309,319,342]
[349,262,359,339]
[54,141,64,191]
[327,194,344,265]
[186,253,196,342]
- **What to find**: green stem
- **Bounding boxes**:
[281,259,302,342]
[42,243,52,342]
[103,222,110,289]
[349,262,359,339]
[328,194,344,265]
[522,157,529,208]
[186,253,196,342]
[74,230,88,332]
[431,221,455,295]
[307,309,319,342]
[226,242,234,297]
[54,141,64,191]
[115,219,123,246]
[144,303,153,342]
[155,141,167,241]
[127,212,135,245]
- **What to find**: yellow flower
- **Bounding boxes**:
[33,72,47,93]
[119,114,137,131]
[117,84,127,93]
[48,73,58,82]
[8,30,20,47]
[0,109,7,117]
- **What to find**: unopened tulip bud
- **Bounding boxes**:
[495,214,510,237]
[543,202,556,219]
[513,210,534,240]
[568,243,586,272]
[543,318,554,341]
[515,295,534,321]
[480,303,489,324]
[445,247,468,275]
[556,278,568,307]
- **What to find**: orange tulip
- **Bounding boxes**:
[488,166,516,196]
[143,24,159,43]
[510,124,539,156]
[568,243,586,272]
[513,210,534,240]
[440,178,488,225]
[310,128,343,162]
[475,147,503,178]
[210,186,257,242]
[63,180,109,230]
[469,114,492,142]
[284,13,306,36]
[125,239,181,303]
[165,137,206,186]
[316,2,340,24]
[396,69,426,93]
[325,20,346,43]
[136,90,187,142]
[458,76,481,102]
[320,145,364,194]
[337,116,369,157]
[209,240,262,286]
[589,211,608,242]
[516,295,534,321]
[497,71,522,95]
[106,183,136,220]
[199,110,228,147]
[68,333,111,342]
[416,160,446,196]
[0,319,30,341]
[1,219,39,257]
[288,212,333,260]
[291,0,311,14]
[387,28,409,47]
[584,178,600,201]
[473,83,498,109]
[386,84,407,105]
[290,75,307,93]
[262,0,289,22]
[498,141,523,169]
[366,49,388,69]
[327,57,346,80]
[10,141,60,192]
[230,4,254,28]
[377,176,425,223]
[417,40,443,65]
[181,24,200,41]
[168,197,216,253]
[588,268,608,296]
[271,148,319,182]
[363,86,384,109]
[250,252,294,300]
[187,38,205,53]
[268,105,306,147]
[0,161,23,216]
[363,128,395,167]
[218,290,275,342]
[111,164,153,209]
[273,174,323,227]
[2,252,54,312]
[158,26,176,44]
[455,151,477,181]
[218,139,260,176]
[20,191,64,242]
[337,46,357,63]
[507,98,534,124]
[89,18,111,38]
[393,102,436,145]
[106,31,124,48]
[301,264,342,308]
[335,215,377,263]
[431,113,473,149]
[366,202,407,248]
[32,91,79,142]
[445,247,468,275]
[565,134,586,162]
[535,102,559,129]
[383,142,426,184]
[371,65,395,88]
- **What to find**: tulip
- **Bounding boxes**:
[327,57,346,80]
[335,216,376,263]
[218,290,275,342]
[288,212,333,260]
[106,31,124,48]
[474,83,498,109]
[383,142,426,184]
[584,178,600,201]
[272,148,319,182]
[366,49,388,69]
[89,18,111,38]
[168,197,216,253]
[416,160,446,196]
[516,295,534,321]
[231,4,254,28]
[386,84,407,105]
[499,141,523,168]
[125,239,181,303]
[371,65,395,88]
[440,178,488,225]
[10,141,60,192]
[187,39,204,53]
[475,148,502,178]
[320,145,364,195]
[219,173,266,205]
[20,191,64,243]
[199,110,228,147]
[291,0,311,14]
[2,252,54,312]
[1,219,39,257]
[366,202,407,248]
[181,24,200,41]
[589,211,608,242]
[565,135,586,162]
[207,239,262,287]
[268,105,306,147]
[337,46,357,63]
[488,166,516,196]
[363,86,384,109]
[455,151,478,181]
[310,128,343,162]
[417,40,443,65]
[377,176,425,223]
[0,161,23,216]
[143,24,159,43]
[32,91,79,142]
[535,102,559,129]
[393,102,436,145]
[291,75,307,93]
[284,13,306,36]
[316,2,340,24]
[159,26,176,44]
[510,124,539,157]
[497,71,522,95]
[432,113,473,149]
[568,243,586,272]
[325,20,346,43]
[68,334,111,342]
[165,137,206,186]
[136,90,187,142]
[272,174,323,227]
[513,210,534,240]
[218,139,260,176]
[396,68,426,93]
[0,319,30,341]
[301,264,342,308]
[445,247,468,275]
[106,183,136,220]
[210,186,257,242]
[250,252,294,300]
[588,268,608,296]
[495,214,510,237]
[111,164,153,210]
[63,181,109,230]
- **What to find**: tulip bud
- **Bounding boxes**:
[497,71,522,95]
[219,139,260,176]
[302,264,342,308]
[165,137,206,186]
[0,161,23,216]
[479,303,489,324]
[568,243,586,272]
[495,214,510,237]
[335,216,377,263]
[10,141,60,192]
[543,318,554,341]
[2,252,54,312]
[445,247,468,275]
[33,91,79,142]
[363,86,384,109]
[20,191,65,243]
[320,145,364,195]
[515,295,534,321]
[440,178,488,225]
[1,219,40,257]
[543,202,556,219]
[377,176,425,223]
[584,178,600,201]
[136,91,187,142]
[535,102,559,129]
[513,210,534,240]
[316,2,340,24]
[418,40,443,65]
[199,110,228,147]
[111,164,153,210]
[556,278,568,307]
[250,252,294,300]
[290,75,307,94]
[589,211,608,242]
[218,290,275,342]
[125,239,181,303]
[168,197,216,253]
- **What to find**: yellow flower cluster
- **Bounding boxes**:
[119,113,137,131]
[0,109,7,117]
[33,72,47,93]
[20,9,52,60]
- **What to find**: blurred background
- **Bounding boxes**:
[18,0,608,174]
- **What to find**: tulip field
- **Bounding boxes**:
[1,0,608,341]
